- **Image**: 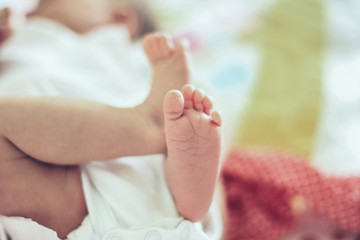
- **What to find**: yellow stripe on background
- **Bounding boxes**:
[235,0,324,159]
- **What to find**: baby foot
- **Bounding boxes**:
[143,33,191,84]
[143,34,192,123]
[143,33,175,66]
[163,84,222,221]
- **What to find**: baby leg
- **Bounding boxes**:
[163,85,222,221]
[0,118,86,238]
[0,33,190,165]
[0,153,87,239]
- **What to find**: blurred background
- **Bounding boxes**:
[153,0,360,178]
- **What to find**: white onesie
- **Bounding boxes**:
[0,18,223,240]
[68,155,222,240]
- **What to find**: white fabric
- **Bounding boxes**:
[0,18,222,240]
[0,216,60,240]
[0,17,151,106]
[69,155,222,240]
[81,155,180,234]
[68,215,219,240]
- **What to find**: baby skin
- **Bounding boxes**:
[164,86,222,221]
[145,35,222,221]
[0,33,221,238]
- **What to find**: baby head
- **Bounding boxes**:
[112,0,159,40]
[34,0,158,40]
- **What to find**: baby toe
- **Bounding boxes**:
[203,95,214,116]
[182,84,195,109]
[193,89,205,112]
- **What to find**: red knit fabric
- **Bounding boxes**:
[221,149,360,240]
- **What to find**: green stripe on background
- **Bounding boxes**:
[235,0,324,159]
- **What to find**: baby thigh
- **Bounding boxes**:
[0,156,87,238]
